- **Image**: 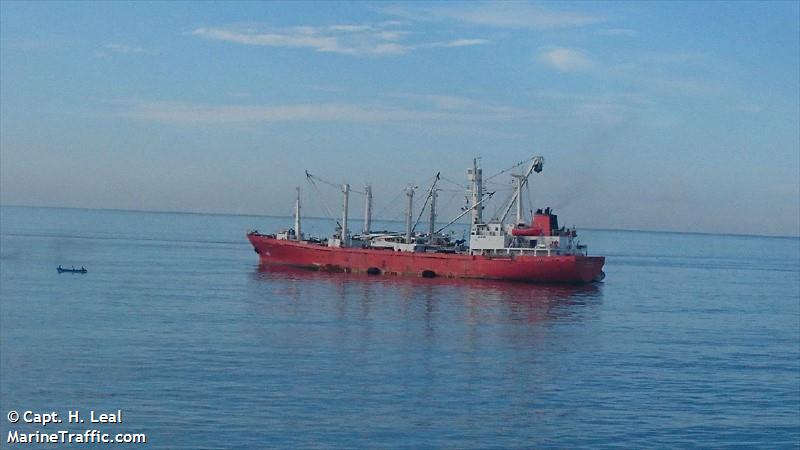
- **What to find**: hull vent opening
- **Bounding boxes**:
[421,270,436,278]
[366,267,381,275]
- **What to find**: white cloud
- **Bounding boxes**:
[383,3,605,29]
[327,24,375,33]
[191,27,344,53]
[538,47,594,72]
[191,23,488,56]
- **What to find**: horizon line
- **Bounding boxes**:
[2,203,798,240]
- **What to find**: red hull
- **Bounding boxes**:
[248,234,605,284]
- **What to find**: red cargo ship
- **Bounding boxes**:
[248,157,605,284]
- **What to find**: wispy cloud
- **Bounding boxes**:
[191,23,488,56]
[96,43,158,58]
[115,97,535,125]
[526,90,657,126]
[639,52,707,65]
[387,93,475,110]
[382,3,605,29]
[529,91,652,105]
[732,104,763,113]
[575,101,636,126]
[386,92,528,117]
[423,38,491,48]
[304,84,346,94]
[538,47,594,72]
[535,47,720,96]
[1,37,71,51]
[192,26,343,52]
[597,28,637,37]
[632,74,720,96]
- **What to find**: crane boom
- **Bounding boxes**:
[499,156,544,224]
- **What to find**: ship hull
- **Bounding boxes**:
[248,234,605,284]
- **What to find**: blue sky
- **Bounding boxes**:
[1,1,798,236]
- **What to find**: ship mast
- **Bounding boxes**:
[405,186,415,244]
[363,184,372,234]
[411,173,440,236]
[341,183,350,247]
[512,174,524,225]
[428,188,437,244]
[294,186,302,240]
[468,158,483,225]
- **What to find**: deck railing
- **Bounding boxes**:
[473,247,588,257]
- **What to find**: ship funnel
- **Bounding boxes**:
[532,207,558,236]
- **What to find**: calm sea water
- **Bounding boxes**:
[1,206,798,448]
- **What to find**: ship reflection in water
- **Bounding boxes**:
[244,263,605,448]
[249,263,603,329]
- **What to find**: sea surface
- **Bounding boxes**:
[1,206,798,448]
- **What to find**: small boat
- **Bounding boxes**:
[57,265,87,274]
